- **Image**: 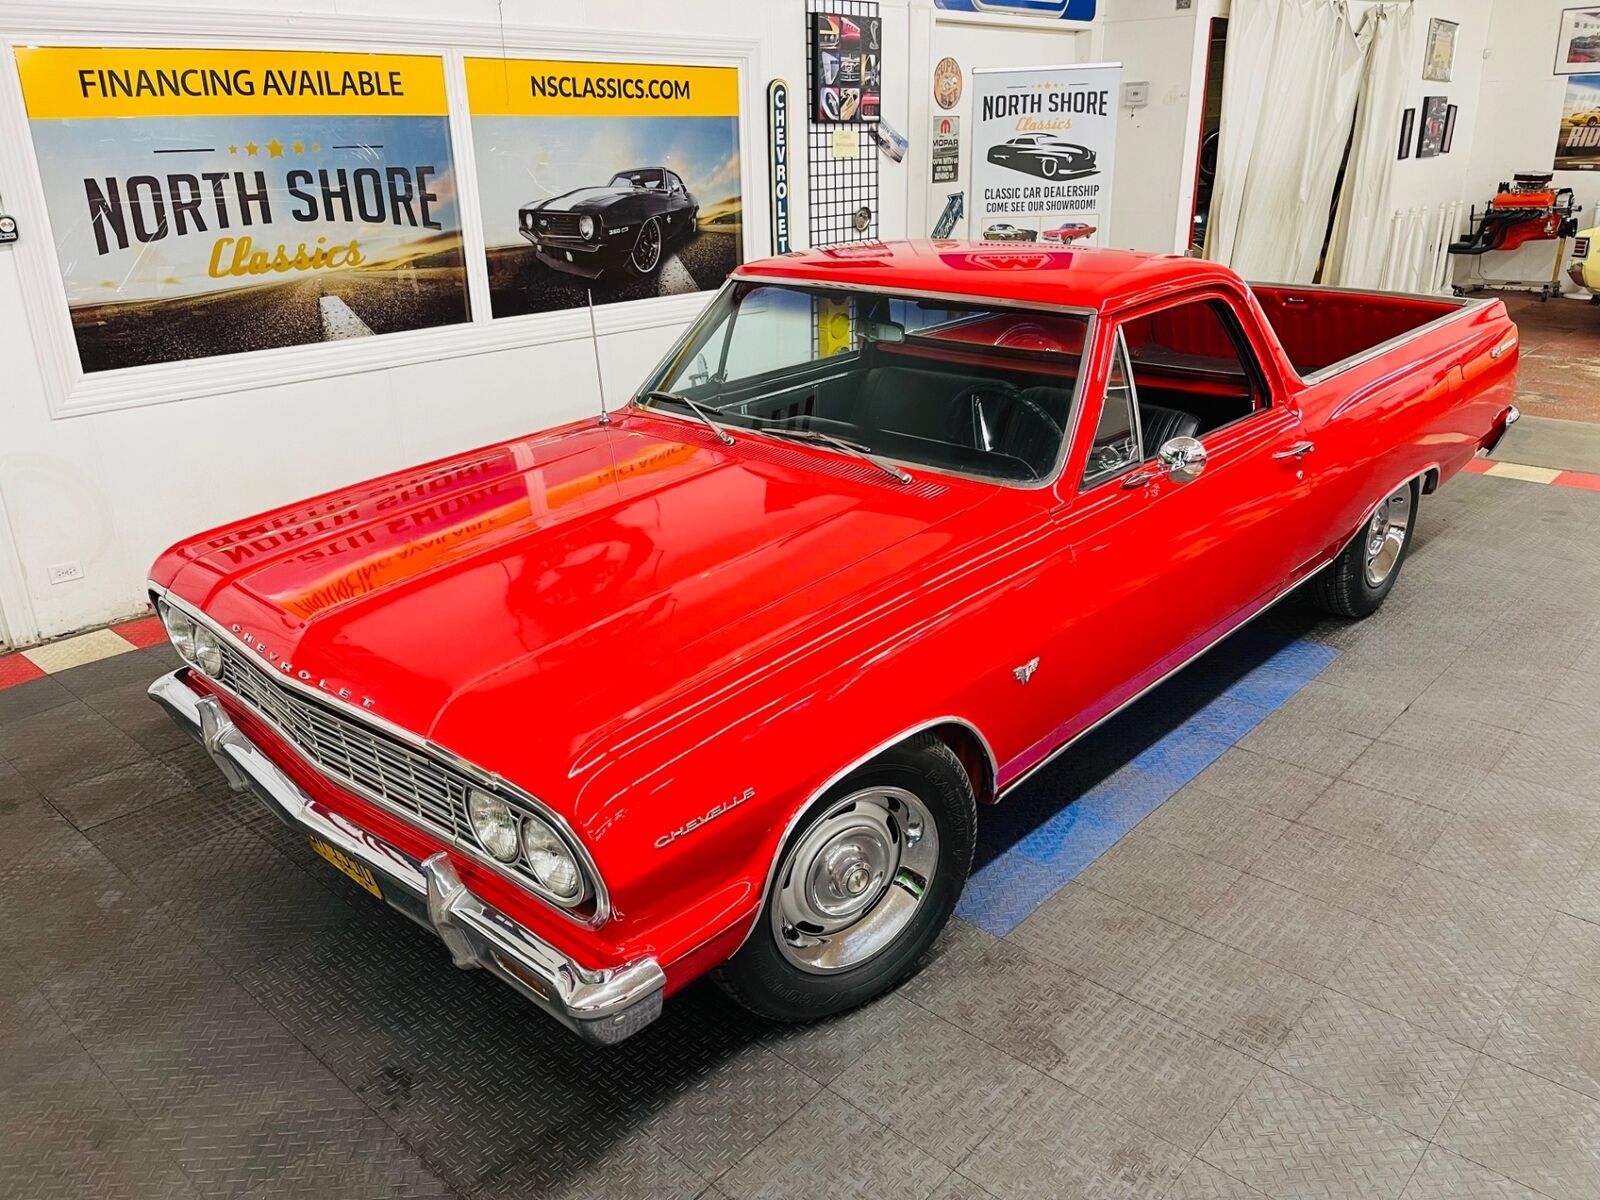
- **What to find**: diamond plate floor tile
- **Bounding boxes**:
[1438,1056,1600,1200]
[1051,996,1260,1151]
[1237,711,1374,778]
[1249,824,1414,920]
[1199,1066,1427,1200]
[0,674,75,723]
[830,1006,1041,1167]
[1167,1157,1270,1198]
[1296,780,1451,861]
[1373,867,1549,978]
[1129,932,1321,1061]
[1196,874,1372,984]
[1075,830,1240,926]
[1423,810,1592,909]
[1486,977,1600,1102]
[1380,710,1518,774]
[1005,879,1186,994]
[0,703,148,790]
[236,1116,457,1199]
[1132,783,1291,871]
[1338,739,1491,812]
[1494,735,1600,803]
[1272,680,1409,739]
[759,988,925,1087]
[717,1091,949,1200]
[1268,989,1478,1138]
[84,678,196,756]
[961,1076,1189,1200]
[1406,674,1540,734]
[1528,912,1600,1005]
[1399,1145,1543,1200]
[925,1175,999,1200]
[1187,746,1334,821]
[475,1130,701,1200]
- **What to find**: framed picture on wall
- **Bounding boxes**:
[1556,7,1600,74]
[1442,104,1459,153]
[1398,107,1415,159]
[1423,18,1458,82]
[1418,95,1449,158]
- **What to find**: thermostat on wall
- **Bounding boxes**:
[1121,82,1150,109]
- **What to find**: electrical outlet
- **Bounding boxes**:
[47,561,84,585]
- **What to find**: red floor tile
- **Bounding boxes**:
[0,653,46,690]
[113,615,167,649]
[1556,469,1600,491]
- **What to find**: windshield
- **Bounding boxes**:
[611,170,664,189]
[636,282,1089,483]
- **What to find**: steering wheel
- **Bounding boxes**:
[945,382,1062,478]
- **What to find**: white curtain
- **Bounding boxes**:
[1323,5,1417,287]
[1205,0,1371,282]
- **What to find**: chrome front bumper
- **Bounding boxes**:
[149,670,665,1044]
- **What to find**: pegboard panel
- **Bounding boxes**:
[805,0,880,249]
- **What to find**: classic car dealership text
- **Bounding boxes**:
[2,2,1600,1198]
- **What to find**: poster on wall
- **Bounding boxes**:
[932,0,1097,19]
[1556,8,1600,74]
[968,62,1120,247]
[810,12,883,123]
[466,57,743,318]
[13,47,469,373]
[1556,73,1600,169]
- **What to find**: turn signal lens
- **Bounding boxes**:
[467,791,520,863]
[192,626,223,677]
[521,815,583,901]
[159,602,197,665]
[578,215,596,240]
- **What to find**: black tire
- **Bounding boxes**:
[713,734,976,1023]
[1313,478,1419,619]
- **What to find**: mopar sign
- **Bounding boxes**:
[933,0,1097,19]
[768,79,791,254]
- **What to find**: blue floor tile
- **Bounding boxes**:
[956,853,1072,936]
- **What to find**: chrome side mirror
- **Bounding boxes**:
[1157,436,1207,484]
[687,353,711,387]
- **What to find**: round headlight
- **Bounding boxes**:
[521,815,583,901]
[467,791,520,863]
[578,214,596,240]
[159,602,197,664]
[192,625,223,677]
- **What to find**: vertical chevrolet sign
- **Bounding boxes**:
[768,80,791,254]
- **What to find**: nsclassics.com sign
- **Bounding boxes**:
[968,62,1121,249]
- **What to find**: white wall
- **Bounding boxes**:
[1385,0,1492,214]
[0,0,914,643]
[1461,0,1600,290]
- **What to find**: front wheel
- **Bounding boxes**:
[628,217,664,277]
[714,734,976,1023]
[1312,479,1419,618]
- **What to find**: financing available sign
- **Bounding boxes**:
[968,62,1120,249]
[13,47,469,373]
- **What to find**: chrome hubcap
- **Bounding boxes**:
[1364,486,1412,587]
[632,220,662,272]
[772,787,939,974]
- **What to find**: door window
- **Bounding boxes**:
[1081,329,1142,487]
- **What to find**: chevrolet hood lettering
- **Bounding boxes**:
[229,624,377,709]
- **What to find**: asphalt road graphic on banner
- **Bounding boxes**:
[484,228,740,318]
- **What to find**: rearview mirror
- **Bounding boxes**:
[687,353,711,387]
[1157,436,1207,484]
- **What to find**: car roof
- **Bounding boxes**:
[734,241,1243,314]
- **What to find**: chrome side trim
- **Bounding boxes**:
[149,671,664,1044]
[729,714,998,956]
[149,583,611,927]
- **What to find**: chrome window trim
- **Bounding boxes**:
[631,276,1098,492]
[1078,326,1144,491]
[149,582,612,927]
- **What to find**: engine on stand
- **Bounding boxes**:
[1448,173,1582,300]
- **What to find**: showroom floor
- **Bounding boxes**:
[5,313,1600,1199]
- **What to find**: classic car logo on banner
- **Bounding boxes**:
[466,57,743,318]
[1557,73,1600,170]
[13,47,469,373]
[969,62,1120,247]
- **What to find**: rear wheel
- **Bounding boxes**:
[1313,479,1419,618]
[714,734,976,1023]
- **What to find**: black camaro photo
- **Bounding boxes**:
[518,167,699,283]
[986,135,1098,180]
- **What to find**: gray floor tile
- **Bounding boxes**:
[760,989,925,1087]
[1339,739,1491,812]
[1380,709,1518,773]
[1495,735,1600,802]
[1197,874,1371,983]
[1273,679,1408,739]
[961,1076,1188,1200]
[1249,824,1413,919]
[1423,805,1593,908]
[1269,989,1478,1138]
[1076,830,1240,926]
[1399,1144,1543,1200]
[44,757,195,830]
[1052,996,1259,1151]
[1133,783,1291,871]
[1407,673,1540,734]
[0,704,148,791]
[1168,1158,1270,1198]
[1374,867,1549,978]
[1297,780,1450,861]
[1006,880,1185,994]
[715,1091,948,1200]
[1200,1067,1427,1200]
[1238,711,1373,777]
[1528,912,1600,1006]
[1129,932,1320,1061]
[1487,977,1600,1102]
[1188,746,1333,821]
[1438,1056,1600,1200]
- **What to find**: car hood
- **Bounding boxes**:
[155,413,995,806]
[530,187,636,213]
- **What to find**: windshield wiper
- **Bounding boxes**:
[759,426,912,485]
[642,390,734,446]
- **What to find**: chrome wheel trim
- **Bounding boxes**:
[1364,485,1413,587]
[631,219,662,273]
[771,787,939,975]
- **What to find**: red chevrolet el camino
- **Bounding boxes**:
[149,244,1520,1043]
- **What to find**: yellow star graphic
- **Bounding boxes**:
[292,141,304,155]
[267,138,284,158]
[245,141,258,156]
[312,143,321,152]
[227,144,238,155]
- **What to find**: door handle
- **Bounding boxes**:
[1119,469,1160,490]
[1272,441,1314,460]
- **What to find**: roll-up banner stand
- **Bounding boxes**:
[968,62,1120,248]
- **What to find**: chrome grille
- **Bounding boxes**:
[535,211,584,239]
[217,642,466,840]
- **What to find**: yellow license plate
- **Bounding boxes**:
[308,836,382,899]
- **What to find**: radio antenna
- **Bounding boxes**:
[586,289,611,426]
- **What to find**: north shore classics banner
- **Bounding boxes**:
[465,57,743,318]
[14,47,470,373]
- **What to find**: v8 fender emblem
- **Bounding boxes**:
[1014,657,1040,685]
